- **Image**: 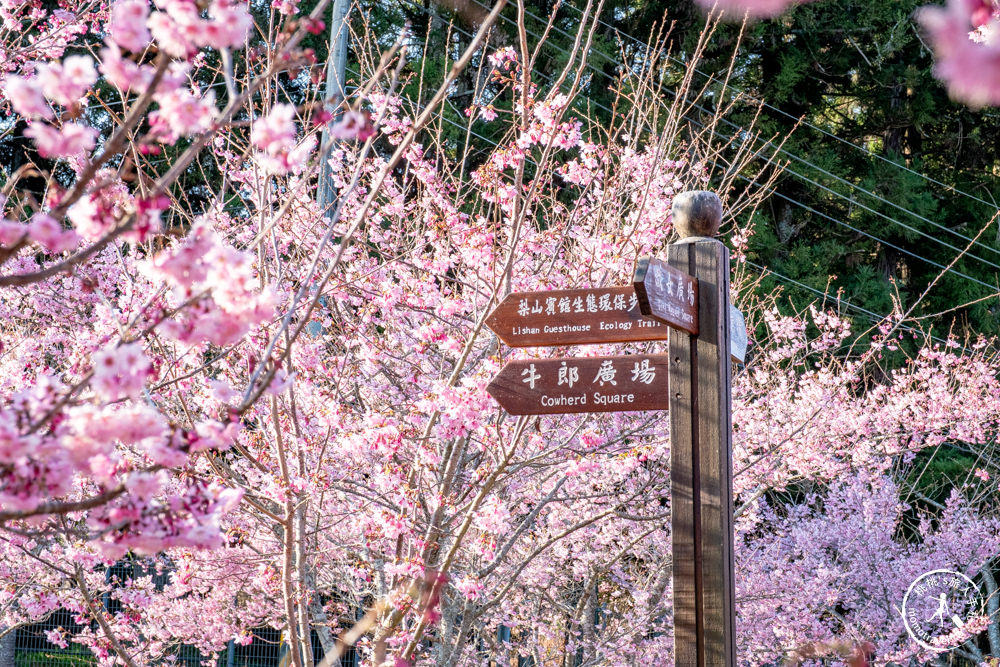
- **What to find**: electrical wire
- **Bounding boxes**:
[543,0,1000,214]
[447,0,1000,291]
[341,63,952,346]
[462,0,1000,264]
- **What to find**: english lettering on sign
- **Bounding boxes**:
[487,354,670,415]
[485,286,670,347]
[632,256,699,335]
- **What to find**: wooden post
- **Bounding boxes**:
[666,191,736,666]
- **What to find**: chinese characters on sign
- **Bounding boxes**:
[487,355,670,415]
[485,286,671,347]
[632,256,699,335]
[515,291,634,317]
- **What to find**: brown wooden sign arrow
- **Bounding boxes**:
[487,354,670,415]
[485,286,670,347]
[632,256,699,335]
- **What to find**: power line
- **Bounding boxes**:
[700,123,1000,276]
[752,178,998,291]
[463,0,1000,266]
[449,0,1000,294]
[342,68,941,345]
[672,96,1000,269]
[554,0,1000,214]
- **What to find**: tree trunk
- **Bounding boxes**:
[982,562,1000,658]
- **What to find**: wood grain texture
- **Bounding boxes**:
[485,287,670,347]
[668,241,699,667]
[668,240,736,667]
[486,354,670,415]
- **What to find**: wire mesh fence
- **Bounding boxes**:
[12,615,356,666]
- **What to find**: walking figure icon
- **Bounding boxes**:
[927,593,949,625]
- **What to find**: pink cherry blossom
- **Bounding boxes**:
[328,110,376,141]
[0,219,26,247]
[4,75,53,119]
[145,0,250,55]
[189,419,239,451]
[24,121,97,158]
[110,0,152,52]
[28,213,79,253]
[91,342,153,402]
[144,222,276,345]
[273,0,299,15]
[151,89,217,139]
[207,379,239,403]
[125,471,165,500]
[202,2,252,49]
[99,45,154,91]
[695,0,816,17]
[65,174,131,240]
[36,55,98,106]
[44,629,68,649]
[479,104,498,121]
[251,103,297,153]
[251,103,317,174]
[147,11,192,57]
[918,0,1000,108]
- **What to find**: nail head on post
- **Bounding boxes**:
[672,190,722,240]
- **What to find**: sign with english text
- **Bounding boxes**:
[632,256,699,335]
[485,287,670,347]
[486,354,670,415]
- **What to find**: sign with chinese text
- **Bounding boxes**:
[632,256,698,335]
[486,354,670,415]
[485,287,670,347]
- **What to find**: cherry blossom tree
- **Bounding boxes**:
[0,0,999,666]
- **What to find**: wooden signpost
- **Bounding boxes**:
[485,190,737,667]
[485,286,681,347]
[486,354,670,415]
[637,191,736,667]
[632,256,699,335]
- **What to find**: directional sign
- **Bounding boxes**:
[486,354,670,415]
[485,286,670,348]
[632,256,699,335]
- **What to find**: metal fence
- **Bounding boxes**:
[12,615,355,667]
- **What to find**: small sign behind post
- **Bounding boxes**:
[486,354,670,415]
[485,287,671,347]
[729,305,747,365]
[632,257,699,335]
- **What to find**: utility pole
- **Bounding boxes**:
[317,0,350,214]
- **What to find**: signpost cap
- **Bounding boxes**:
[672,190,722,239]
